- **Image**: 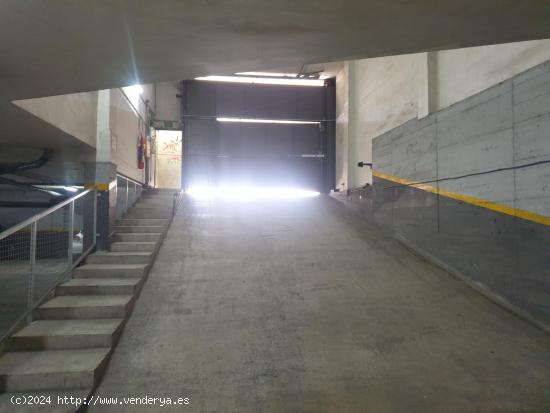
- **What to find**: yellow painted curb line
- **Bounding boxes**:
[372,170,550,227]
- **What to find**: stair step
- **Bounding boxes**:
[111,242,156,252]
[0,349,111,391]
[0,389,90,413]
[132,204,172,209]
[8,319,124,351]
[124,212,171,219]
[35,295,134,320]
[127,204,171,210]
[138,200,171,204]
[86,252,153,265]
[141,193,176,198]
[113,225,165,233]
[115,232,162,242]
[136,198,172,203]
[118,218,168,226]
[57,278,141,295]
[73,264,148,278]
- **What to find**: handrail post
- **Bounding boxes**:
[67,201,75,268]
[125,179,129,212]
[93,188,98,248]
[27,221,37,311]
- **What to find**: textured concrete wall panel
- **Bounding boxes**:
[514,113,550,163]
[359,60,550,326]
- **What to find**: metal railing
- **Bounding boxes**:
[0,189,96,341]
[116,174,144,220]
[172,190,184,217]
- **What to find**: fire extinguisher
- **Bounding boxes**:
[137,136,145,170]
[144,137,150,159]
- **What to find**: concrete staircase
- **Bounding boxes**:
[0,190,176,412]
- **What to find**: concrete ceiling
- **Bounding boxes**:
[2,1,550,102]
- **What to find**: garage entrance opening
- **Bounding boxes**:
[181,76,335,194]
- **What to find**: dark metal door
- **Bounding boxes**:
[181,80,335,193]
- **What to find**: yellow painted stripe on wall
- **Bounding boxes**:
[372,170,550,227]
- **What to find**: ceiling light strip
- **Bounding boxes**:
[235,72,298,78]
[216,117,320,125]
[195,75,324,87]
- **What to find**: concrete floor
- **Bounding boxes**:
[90,196,550,413]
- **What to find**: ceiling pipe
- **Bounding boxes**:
[0,149,64,198]
[0,149,53,175]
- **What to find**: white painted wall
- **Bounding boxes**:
[110,88,145,183]
[436,39,550,109]
[155,82,181,122]
[347,54,421,188]
[335,64,349,191]
[10,87,150,184]
[337,39,550,189]
[13,92,98,148]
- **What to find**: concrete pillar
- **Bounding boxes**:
[88,90,117,251]
[335,63,351,192]
[347,61,358,189]
[418,52,439,119]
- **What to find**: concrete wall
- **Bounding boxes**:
[110,88,145,183]
[346,54,421,189]
[13,92,98,148]
[0,146,95,185]
[9,87,151,184]
[337,39,550,190]
[436,39,550,109]
[341,60,550,326]
[335,64,349,191]
[155,82,181,124]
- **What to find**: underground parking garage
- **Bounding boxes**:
[0,2,550,412]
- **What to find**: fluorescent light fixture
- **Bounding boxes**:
[236,71,299,78]
[236,71,330,80]
[195,75,324,87]
[63,186,79,193]
[186,185,320,201]
[217,117,320,125]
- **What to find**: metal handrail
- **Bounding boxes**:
[116,174,144,221]
[0,188,94,241]
[172,190,184,217]
[116,172,143,187]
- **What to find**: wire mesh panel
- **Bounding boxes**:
[73,190,95,263]
[0,188,97,340]
[33,204,71,303]
[0,224,31,338]
[116,176,128,220]
[115,175,143,221]
[128,182,136,208]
